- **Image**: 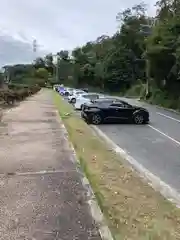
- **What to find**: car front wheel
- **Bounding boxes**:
[91,113,103,125]
[133,114,144,124]
[71,98,76,104]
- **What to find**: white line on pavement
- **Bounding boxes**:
[148,124,180,146]
[157,112,180,123]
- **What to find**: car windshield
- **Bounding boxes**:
[110,100,133,108]
[119,100,132,108]
[93,98,118,103]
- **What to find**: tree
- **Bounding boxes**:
[33,57,45,69]
[65,3,149,91]
[57,50,69,60]
[44,53,54,75]
[55,50,74,83]
[17,1,180,108]
[35,68,49,79]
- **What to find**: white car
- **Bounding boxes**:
[63,87,74,96]
[74,93,105,110]
[68,90,85,103]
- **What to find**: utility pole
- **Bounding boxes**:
[140,20,154,98]
[33,39,37,60]
[56,55,59,83]
[145,52,150,97]
[52,54,59,83]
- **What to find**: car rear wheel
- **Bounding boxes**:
[133,114,144,124]
[71,98,76,104]
[91,113,102,125]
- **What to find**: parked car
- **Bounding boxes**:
[58,86,66,95]
[68,90,85,103]
[53,84,61,92]
[54,86,59,92]
[80,88,89,93]
[74,93,102,110]
[81,100,149,125]
[64,87,74,96]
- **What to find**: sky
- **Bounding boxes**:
[0,0,156,66]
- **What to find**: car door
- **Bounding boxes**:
[108,103,131,121]
[103,103,123,122]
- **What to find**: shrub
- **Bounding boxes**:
[0,85,41,105]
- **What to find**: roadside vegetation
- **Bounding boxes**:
[0,84,41,122]
[0,63,44,120]
[0,84,41,105]
[54,92,180,240]
[0,66,41,121]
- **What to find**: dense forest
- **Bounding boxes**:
[2,0,180,109]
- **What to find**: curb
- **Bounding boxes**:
[92,125,180,208]
[55,110,114,240]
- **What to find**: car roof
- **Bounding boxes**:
[86,92,99,94]
[93,98,132,106]
[94,98,120,102]
[81,93,97,97]
[75,91,85,93]
[73,89,81,92]
[81,92,99,96]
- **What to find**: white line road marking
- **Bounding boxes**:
[148,124,180,146]
[157,112,180,123]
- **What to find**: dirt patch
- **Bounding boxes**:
[54,92,180,240]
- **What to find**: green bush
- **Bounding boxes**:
[146,88,180,110]
[126,83,146,97]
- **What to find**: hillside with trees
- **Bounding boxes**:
[2,0,180,109]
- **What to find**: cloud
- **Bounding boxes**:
[0,0,156,66]
[0,33,47,67]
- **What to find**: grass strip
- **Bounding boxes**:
[54,92,180,240]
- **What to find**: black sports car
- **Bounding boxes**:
[81,99,149,125]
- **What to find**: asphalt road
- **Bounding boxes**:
[98,98,180,193]
[63,93,180,193]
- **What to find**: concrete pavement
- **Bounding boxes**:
[98,97,180,193]
[0,90,101,240]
